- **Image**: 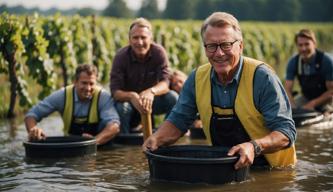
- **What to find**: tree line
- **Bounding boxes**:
[1,0,332,22]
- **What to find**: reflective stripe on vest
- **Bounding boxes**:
[62,85,101,134]
[195,57,296,167]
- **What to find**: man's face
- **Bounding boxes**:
[296,36,316,61]
[203,25,243,77]
[129,25,152,59]
[74,72,97,101]
[171,74,186,93]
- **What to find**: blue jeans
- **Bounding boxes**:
[115,90,178,133]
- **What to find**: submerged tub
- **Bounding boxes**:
[145,145,249,184]
[113,133,144,145]
[23,136,97,158]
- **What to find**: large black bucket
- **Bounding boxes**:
[189,127,206,139]
[113,133,144,145]
[23,136,97,158]
[145,145,249,184]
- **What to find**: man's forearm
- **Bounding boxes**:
[150,81,170,96]
[95,122,120,145]
[25,116,38,132]
[113,90,138,102]
[255,131,290,154]
[309,90,333,107]
[154,121,183,147]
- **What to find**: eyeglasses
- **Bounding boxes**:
[204,40,239,53]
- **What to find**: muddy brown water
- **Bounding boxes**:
[0,115,332,191]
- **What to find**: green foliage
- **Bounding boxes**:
[70,15,93,64]
[42,14,77,86]
[91,16,112,82]
[22,13,56,99]
[0,13,32,116]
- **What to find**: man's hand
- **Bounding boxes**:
[142,134,159,152]
[302,100,316,110]
[139,88,155,113]
[130,92,145,114]
[82,133,94,138]
[28,126,46,141]
[227,142,255,170]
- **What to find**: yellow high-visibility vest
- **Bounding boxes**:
[195,57,297,167]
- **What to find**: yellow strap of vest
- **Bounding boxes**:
[196,57,296,167]
[89,86,101,123]
[196,63,213,144]
[63,85,101,134]
[213,107,233,115]
[63,85,74,134]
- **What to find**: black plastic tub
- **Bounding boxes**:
[113,133,143,145]
[145,145,249,184]
[23,136,97,158]
[189,127,206,139]
[292,108,323,127]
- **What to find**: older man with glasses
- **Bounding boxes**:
[143,12,296,170]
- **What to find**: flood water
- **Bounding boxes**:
[0,115,332,192]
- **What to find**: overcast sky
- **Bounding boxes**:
[0,0,167,10]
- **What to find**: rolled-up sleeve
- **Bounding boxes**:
[254,65,296,146]
[25,89,65,122]
[98,91,120,128]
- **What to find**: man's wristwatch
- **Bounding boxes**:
[250,140,262,157]
[150,87,156,95]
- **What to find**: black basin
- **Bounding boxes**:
[189,127,206,139]
[145,145,249,184]
[113,133,144,145]
[23,136,97,158]
[292,108,323,127]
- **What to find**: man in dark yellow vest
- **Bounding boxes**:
[25,64,120,145]
[143,12,297,169]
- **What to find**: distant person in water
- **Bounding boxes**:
[285,29,333,113]
[25,64,120,145]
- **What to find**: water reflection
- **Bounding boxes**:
[0,115,333,191]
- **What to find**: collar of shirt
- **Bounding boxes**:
[211,56,244,85]
[300,52,316,65]
[73,88,92,103]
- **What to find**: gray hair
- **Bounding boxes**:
[129,17,153,37]
[201,12,243,41]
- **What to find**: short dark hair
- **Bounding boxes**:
[75,64,98,80]
[295,29,317,44]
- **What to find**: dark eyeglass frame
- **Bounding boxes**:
[204,40,239,53]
